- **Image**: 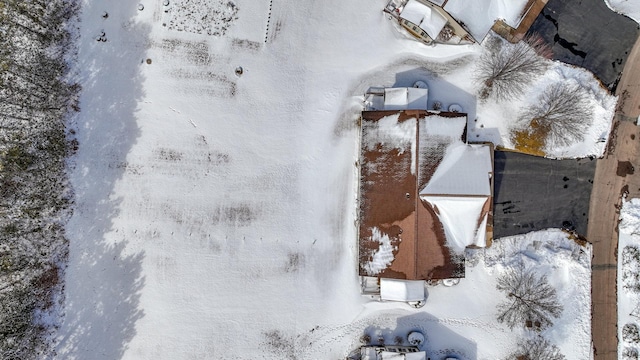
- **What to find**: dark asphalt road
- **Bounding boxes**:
[493,151,596,238]
[527,0,639,90]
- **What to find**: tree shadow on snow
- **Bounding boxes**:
[54,1,150,359]
[362,312,477,360]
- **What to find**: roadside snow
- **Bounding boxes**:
[605,0,640,24]
[621,197,640,235]
[619,198,640,357]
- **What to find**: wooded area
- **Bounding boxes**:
[0,1,78,358]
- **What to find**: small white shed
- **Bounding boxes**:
[380,278,425,302]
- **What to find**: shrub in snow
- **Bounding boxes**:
[620,199,640,235]
[394,335,404,345]
[623,347,639,360]
[512,82,593,152]
[509,335,565,360]
[624,323,640,344]
[475,34,550,101]
[623,246,640,293]
[166,0,239,36]
[263,330,296,360]
[496,264,563,330]
[360,333,371,345]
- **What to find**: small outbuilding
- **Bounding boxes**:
[357,346,427,360]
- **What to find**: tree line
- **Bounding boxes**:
[0,0,79,358]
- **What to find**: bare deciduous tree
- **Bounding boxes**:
[509,336,566,360]
[496,264,563,330]
[516,82,593,149]
[475,34,550,100]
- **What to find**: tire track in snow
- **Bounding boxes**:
[264,0,273,43]
[295,311,503,359]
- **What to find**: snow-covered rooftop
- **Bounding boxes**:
[380,278,425,302]
[361,347,427,360]
[421,143,492,196]
[383,87,430,111]
[418,137,493,252]
[421,196,489,252]
[400,0,448,39]
[443,0,529,41]
[421,114,466,139]
[380,351,427,360]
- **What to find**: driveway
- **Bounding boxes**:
[527,0,639,90]
[493,151,595,239]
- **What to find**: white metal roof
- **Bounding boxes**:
[380,352,406,360]
[400,0,429,27]
[383,87,429,110]
[404,352,428,360]
[380,278,425,302]
[380,352,427,360]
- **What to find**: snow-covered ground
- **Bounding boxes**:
[474,59,616,158]
[619,198,640,358]
[606,0,640,24]
[55,0,599,359]
[351,229,592,360]
[347,31,616,158]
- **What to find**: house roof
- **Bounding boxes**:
[360,347,427,360]
[400,0,448,39]
[421,196,489,252]
[380,278,425,301]
[383,87,429,111]
[359,110,493,280]
[380,351,427,360]
[441,0,529,41]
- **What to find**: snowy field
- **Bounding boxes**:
[55,0,600,358]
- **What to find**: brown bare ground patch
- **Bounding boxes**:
[511,128,547,157]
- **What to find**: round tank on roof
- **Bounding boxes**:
[407,331,425,345]
[449,104,463,112]
[413,80,428,89]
